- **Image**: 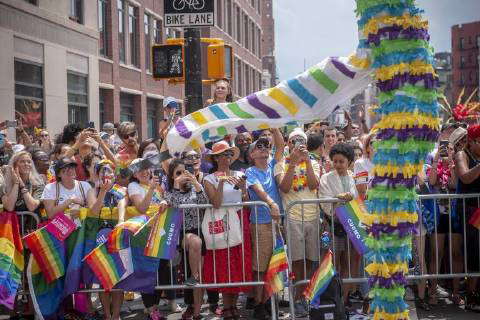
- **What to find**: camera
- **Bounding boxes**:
[185,164,194,174]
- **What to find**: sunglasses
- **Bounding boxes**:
[121,131,136,140]
[256,143,270,150]
[174,170,184,176]
[219,150,235,157]
[183,154,201,161]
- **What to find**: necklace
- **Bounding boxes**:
[285,157,307,192]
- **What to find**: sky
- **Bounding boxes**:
[273,0,480,81]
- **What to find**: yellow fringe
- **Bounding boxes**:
[366,262,409,278]
[373,163,424,178]
[372,310,410,320]
[375,113,440,130]
[362,13,429,37]
[349,53,371,69]
[361,212,418,226]
[375,61,435,82]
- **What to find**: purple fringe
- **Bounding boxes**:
[368,272,407,288]
[370,175,417,189]
[375,127,439,142]
[367,222,417,238]
[377,73,439,92]
[367,26,430,46]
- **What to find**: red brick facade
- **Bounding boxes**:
[99,0,267,139]
[451,21,480,103]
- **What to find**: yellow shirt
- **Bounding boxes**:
[274,158,321,221]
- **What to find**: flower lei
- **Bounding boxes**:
[284,157,307,192]
[427,161,451,191]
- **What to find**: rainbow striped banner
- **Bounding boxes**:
[84,244,131,291]
[0,212,24,309]
[335,199,370,255]
[107,215,149,252]
[166,56,373,156]
[304,250,335,307]
[23,227,65,284]
[144,208,182,260]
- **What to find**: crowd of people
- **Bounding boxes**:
[1,80,480,319]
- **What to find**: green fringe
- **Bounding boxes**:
[378,84,440,104]
[355,0,416,16]
[371,39,432,59]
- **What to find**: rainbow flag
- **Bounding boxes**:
[0,212,24,309]
[264,234,289,298]
[304,250,335,306]
[84,244,129,291]
[144,208,182,260]
[107,215,149,252]
[110,184,126,199]
[23,227,65,283]
[469,208,480,230]
[335,199,370,255]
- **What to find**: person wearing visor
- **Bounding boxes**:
[274,128,320,318]
[41,157,92,219]
[86,159,127,320]
[245,128,284,319]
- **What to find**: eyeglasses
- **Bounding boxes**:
[183,154,201,161]
[256,143,270,150]
[121,131,136,140]
[219,150,235,157]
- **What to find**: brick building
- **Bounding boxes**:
[0,0,273,140]
[451,21,480,103]
[261,0,276,88]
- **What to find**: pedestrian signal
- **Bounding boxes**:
[207,44,233,80]
[152,44,185,79]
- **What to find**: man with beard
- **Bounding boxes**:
[231,132,253,172]
[115,121,139,166]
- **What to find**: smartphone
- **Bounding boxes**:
[153,168,161,177]
[6,120,17,128]
[87,121,95,129]
[439,140,449,157]
[185,164,194,174]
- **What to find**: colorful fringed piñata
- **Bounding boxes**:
[352,1,440,319]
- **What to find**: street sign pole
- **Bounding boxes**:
[184,27,203,115]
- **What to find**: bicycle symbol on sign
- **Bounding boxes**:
[173,0,205,11]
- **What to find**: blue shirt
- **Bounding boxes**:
[246,159,283,224]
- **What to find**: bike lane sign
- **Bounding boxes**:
[164,0,215,27]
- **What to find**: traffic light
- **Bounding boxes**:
[207,44,233,80]
[151,44,185,80]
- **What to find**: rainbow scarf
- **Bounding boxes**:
[144,208,182,259]
[304,250,335,306]
[107,215,149,252]
[23,227,65,283]
[84,244,129,291]
[110,184,126,200]
[0,212,24,309]
[264,234,289,298]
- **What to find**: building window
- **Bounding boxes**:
[461,56,466,68]
[477,35,480,48]
[153,19,162,43]
[460,37,465,49]
[14,60,44,130]
[235,6,241,42]
[251,21,255,54]
[236,59,243,96]
[98,0,109,57]
[23,0,37,5]
[144,13,151,72]
[244,15,249,49]
[129,5,139,67]
[67,71,89,126]
[257,27,261,57]
[99,89,106,126]
[245,65,250,94]
[460,73,465,85]
[70,0,83,24]
[216,0,223,29]
[147,98,160,138]
[118,0,125,63]
[226,0,232,36]
[120,93,135,122]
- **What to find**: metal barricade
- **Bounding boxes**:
[285,194,480,319]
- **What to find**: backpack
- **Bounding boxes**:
[309,274,347,320]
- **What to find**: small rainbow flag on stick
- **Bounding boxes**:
[469,208,480,230]
[335,199,369,255]
[304,250,335,307]
[107,215,149,252]
[84,244,129,291]
[144,208,182,260]
[23,227,65,283]
[0,212,24,309]
[264,233,289,299]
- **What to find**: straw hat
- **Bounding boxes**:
[205,140,240,163]
[449,127,467,146]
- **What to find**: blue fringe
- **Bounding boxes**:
[370,298,409,313]
[373,149,428,165]
[367,199,417,214]
[365,246,412,264]
[357,4,422,28]
[376,95,439,116]
[372,48,434,68]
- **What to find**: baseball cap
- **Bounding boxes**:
[54,157,77,176]
[102,122,115,130]
[288,128,307,141]
[163,97,179,109]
